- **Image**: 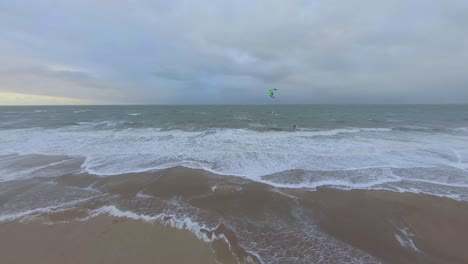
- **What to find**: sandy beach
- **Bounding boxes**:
[1,167,468,263]
[290,188,468,264]
[0,216,217,264]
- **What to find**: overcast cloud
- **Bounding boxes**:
[1,0,468,104]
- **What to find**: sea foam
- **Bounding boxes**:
[0,127,467,198]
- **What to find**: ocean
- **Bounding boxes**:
[1,105,468,263]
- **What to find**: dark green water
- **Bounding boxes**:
[1,104,467,131]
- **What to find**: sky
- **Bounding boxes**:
[1,0,468,105]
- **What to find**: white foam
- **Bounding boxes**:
[73,110,92,113]
[128,113,141,116]
[1,127,467,196]
[264,177,402,190]
[211,185,243,192]
[296,127,360,135]
[454,127,468,132]
[0,155,83,182]
[395,228,420,252]
[136,192,155,199]
[0,195,104,223]
[89,205,267,261]
[361,128,393,132]
[248,123,266,128]
[91,205,158,222]
[0,208,54,223]
[90,205,234,245]
[296,127,392,135]
[71,120,129,129]
[404,178,468,188]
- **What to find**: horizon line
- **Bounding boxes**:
[1,103,468,107]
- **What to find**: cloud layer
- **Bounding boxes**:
[1,0,468,104]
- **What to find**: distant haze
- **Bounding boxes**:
[1,0,468,105]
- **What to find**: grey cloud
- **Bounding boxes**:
[153,68,188,82]
[1,0,468,104]
[1,66,93,81]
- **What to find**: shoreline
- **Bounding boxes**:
[1,168,468,263]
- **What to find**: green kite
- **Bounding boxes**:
[268,88,277,98]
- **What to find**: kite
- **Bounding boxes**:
[268,88,277,98]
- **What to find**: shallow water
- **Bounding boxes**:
[0,168,384,263]
[2,168,467,263]
[1,105,468,199]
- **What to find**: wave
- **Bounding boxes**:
[0,126,467,198]
[73,109,92,113]
[1,127,466,177]
[454,127,468,132]
[260,168,404,189]
[69,120,142,130]
[90,205,264,263]
[0,195,102,223]
[0,202,263,263]
[0,154,84,182]
[296,127,392,135]
[89,205,227,243]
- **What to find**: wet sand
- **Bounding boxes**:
[0,216,217,264]
[289,188,468,264]
[2,167,468,263]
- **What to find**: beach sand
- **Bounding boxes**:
[0,216,217,264]
[289,188,468,264]
[2,167,468,263]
